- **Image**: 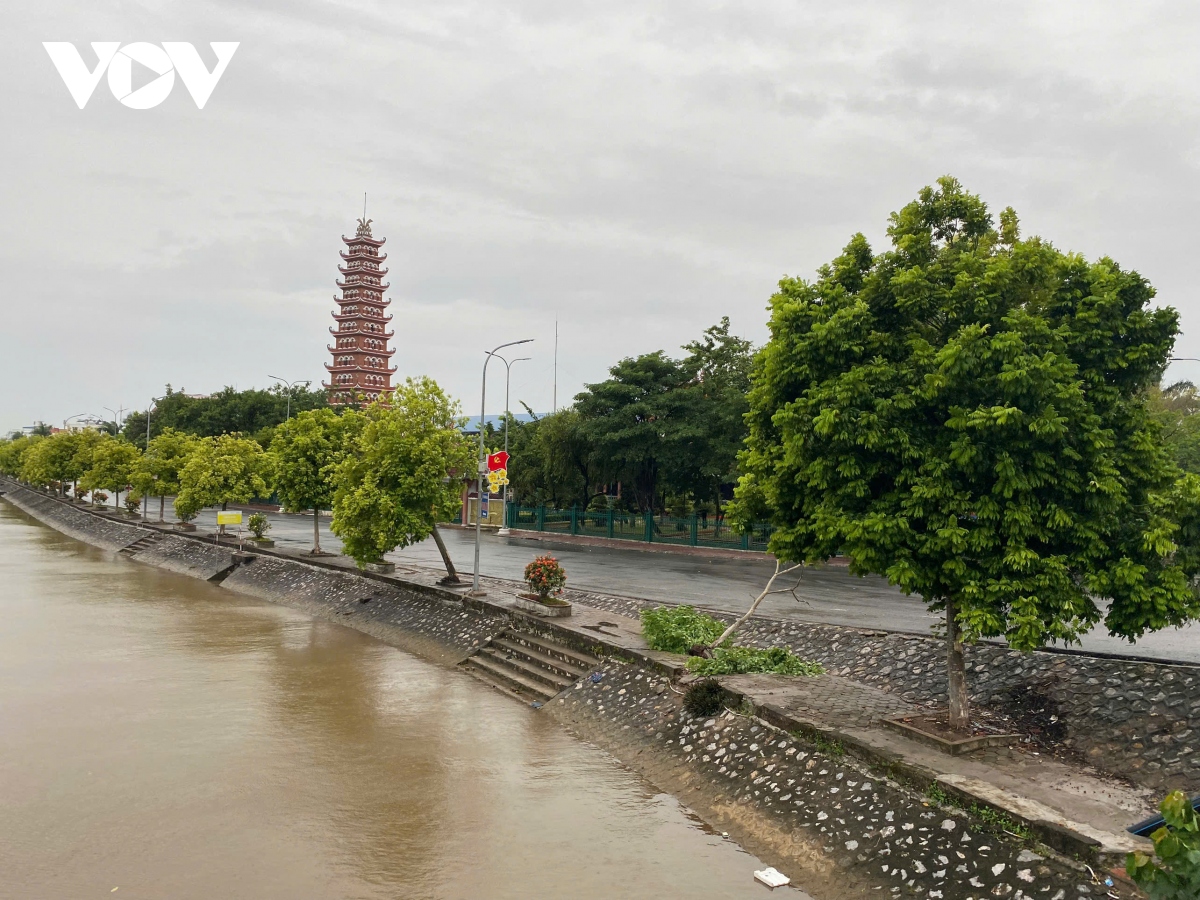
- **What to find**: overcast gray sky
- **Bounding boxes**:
[4,1,1200,433]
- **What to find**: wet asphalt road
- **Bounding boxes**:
[164,503,1200,664]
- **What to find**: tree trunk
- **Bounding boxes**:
[946,597,969,731]
[431,523,460,584]
[159,495,165,522]
[312,507,321,554]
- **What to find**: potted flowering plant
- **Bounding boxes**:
[517,555,571,617]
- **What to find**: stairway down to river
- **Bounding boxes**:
[119,531,166,556]
[461,625,599,703]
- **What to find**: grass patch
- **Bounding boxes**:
[792,728,845,758]
[924,783,1033,841]
[640,606,727,654]
[640,606,824,677]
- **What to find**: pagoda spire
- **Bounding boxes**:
[322,214,396,405]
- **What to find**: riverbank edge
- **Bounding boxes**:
[0,483,1137,899]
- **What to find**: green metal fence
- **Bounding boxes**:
[505,504,774,552]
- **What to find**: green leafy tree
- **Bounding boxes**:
[20,432,75,494]
[131,428,196,522]
[508,409,596,508]
[1149,382,1200,476]
[176,434,270,529]
[80,439,141,511]
[673,317,754,506]
[0,435,37,477]
[123,384,328,448]
[332,378,473,571]
[1127,791,1200,899]
[269,408,358,553]
[575,351,691,511]
[735,177,1200,729]
[69,431,108,500]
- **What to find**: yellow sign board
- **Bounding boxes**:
[216,511,243,526]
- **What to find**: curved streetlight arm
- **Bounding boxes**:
[472,339,533,595]
[268,375,311,421]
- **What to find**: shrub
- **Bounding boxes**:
[1127,791,1200,899]
[124,495,141,514]
[93,492,108,506]
[640,605,727,654]
[247,512,271,539]
[683,678,725,717]
[524,555,567,598]
[687,646,825,677]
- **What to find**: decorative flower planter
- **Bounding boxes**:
[513,593,573,618]
[249,538,275,548]
[364,561,395,574]
[174,522,197,532]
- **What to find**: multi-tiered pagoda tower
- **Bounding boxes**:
[323,217,397,404]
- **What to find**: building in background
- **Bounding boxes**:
[323,217,396,404]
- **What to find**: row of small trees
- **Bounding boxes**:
[0,377,471,571]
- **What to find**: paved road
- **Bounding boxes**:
[161,502,1200,664]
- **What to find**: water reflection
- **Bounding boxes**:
[0,502,809,899]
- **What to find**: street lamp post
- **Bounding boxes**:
[269,376,311,421]
[144,396,163,520]
[103,405,126,435]
[470,339,533,597]
[487,352,530,536]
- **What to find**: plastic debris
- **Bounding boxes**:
[590,672,603,683]
[753,867,790,889]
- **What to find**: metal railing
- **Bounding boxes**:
[503,504,774,551]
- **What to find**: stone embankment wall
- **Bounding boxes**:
[576,595,1200,793]
[0,483,504,663]
[2,487,148,552]
[220,554,506,664]
[549,658,1103,900]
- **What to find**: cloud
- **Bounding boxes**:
[4,0,1200,430]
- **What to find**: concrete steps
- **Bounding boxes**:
[119,531,167,556]
[461,625,599,704]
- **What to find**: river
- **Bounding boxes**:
[0,501,812,899]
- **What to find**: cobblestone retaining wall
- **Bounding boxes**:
[220,554,506,663]
[575,592,1200,792]
[1,483,505,663]
[133,534,236,580]
[549,658,1103,900]
[2,486,144,552]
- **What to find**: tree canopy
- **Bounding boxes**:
[332,378,473,566]
[176,433,271,521]
[122,384,329,450]
[735,176,1200,725]
[270,408,359,552]
[131,428,197,520]
[79,439,141,509]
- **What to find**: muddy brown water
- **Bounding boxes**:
[0,502,813,899]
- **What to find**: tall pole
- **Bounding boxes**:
[144,397,156,520]
[553,320,558,413]
[490,354,529,537]
[269,376,310,421]
[471,339,533,597]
